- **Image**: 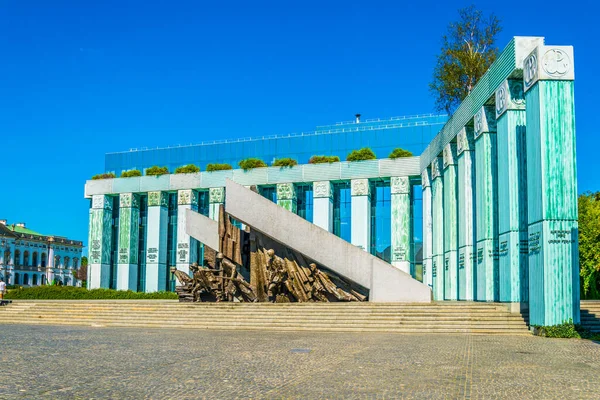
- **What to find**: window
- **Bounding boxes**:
[370,180,391,263]
[296,184,313,222]
[259,186,277,203]
[333,182,351,242]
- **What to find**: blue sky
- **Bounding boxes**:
[1,0,597,252]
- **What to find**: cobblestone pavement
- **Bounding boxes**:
[0,325,599,399]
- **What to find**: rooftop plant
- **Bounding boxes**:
[272,158,298,167]
[346,147,376,162]
[206,163,233,172]
[389,148,413,158]
[146,166,170,176]
[120,169,142,178]
[91,172,116,180]
[308,155,340,164]
[238,158,267,170]
[174,164,200,174]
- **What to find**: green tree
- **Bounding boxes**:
[174,164,200,174]
[145,166,170,176]
[346,148,376,162]
[76,256,88,287]
[429,5,502,114]
[272,158,298,167]
[206,163,233,172]
[579,192,600,299]
[389,148,413,158]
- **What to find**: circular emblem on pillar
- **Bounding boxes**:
[313,182,331,198]
[276,183,295,200]
[351,179,369,196]
[509,80,525,106]
[496,85,507,116]
[524,53,538,88]
[542,49,570,77]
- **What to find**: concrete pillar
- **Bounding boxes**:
[390,176,411,274]
[88,195,113,289]
[208,187,225,221]
[496,79,529,304]
[431,157,444,300]
[145,191,168,293]
[350,179,371,252]
[176,189,199,277]
[117,193,140,291]
[457,127,476,301]
[47,243,55,284]
[474,105,499,301]
[276,183,297,213]
[523,45,579,325]
[443,143,459,300]
[421,168,433,289]
[313,181,334,232]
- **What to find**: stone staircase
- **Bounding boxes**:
[580,301,600,332]
[0,301,531,335]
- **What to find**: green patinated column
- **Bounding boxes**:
[443,143,458,300]
[474,105,499,302]
[421,169,433,289]
[117,193,140,291]
[145,191,168,293]
[209,187,225,221]
[88,195,113,289]
[431,157,444,300]
[177,189,199,276]
[524,45,579,325]
[276,183,297,213]
[457,127,476,300]
[390,176,411,275]
[496,79,529,304]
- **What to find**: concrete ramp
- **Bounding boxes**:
[185,209,219,250]
[224,179,431,302]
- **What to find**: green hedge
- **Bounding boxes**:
[238,158,267,170]
[272,158,298,167]
[174,164,200,174]
[532,319,600,340]
[389,148,413,158]
[308,155,340,164]
[121,169,142,178]
[91,173,116,180]
[146,166,170,176]
[346,148,376,162]
[206,163,233,172]
[5,286,178,300]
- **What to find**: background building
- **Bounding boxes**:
[0,220,83,287]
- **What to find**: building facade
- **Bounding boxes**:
[85,36,579,326]
[0,220,83,287]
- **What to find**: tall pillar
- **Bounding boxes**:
[431,157,445,300]
[496,79,529,304]
[47,244,56,284]
[390,177,411,274]
[457,127,476,300]
[443,143,459,300]
[88,195,113,289]
[421,169,433,289]
[208,187,225,221]
[145,191,168,293]
[474,105,499,301]
[350,179,371,252]
[117,193,140,291]
[313,181,334,232]
[523,45,579,325]
[176,189,199,276]
[277,183,297,213]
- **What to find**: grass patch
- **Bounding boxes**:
[5,286,177,300]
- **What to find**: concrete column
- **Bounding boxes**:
[9,242,15,266]
[208,187,225,221]
[176,189,199,276]
[431,157,444,300]
[276,183,297,213]
[350,179,371,252]
[421,169,433,289]
[474,105,499,301]
[443,143,459,300]
[390,177,411,274]
[145,191,168,293]
[313,181,334,232]
[523,45,579,325]
[457,127,476,301]
[88,195,113,289]
[496,79,529,304]
[47,243,55,284]
[117,193,140,291]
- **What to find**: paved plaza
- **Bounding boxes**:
[0,325,599,399]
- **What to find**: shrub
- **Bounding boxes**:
[389,148,413,158]
[91,173,116,180]
[145,166,170,176]
[206,163,233,172]
[308,155,340,164]
[120,169,142,178]
[5,286,178,300]
[532,319,600,340]
[174,164,200,174]
[272,158,298,167]
[346,148,376,162]
[238,158,267,170]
